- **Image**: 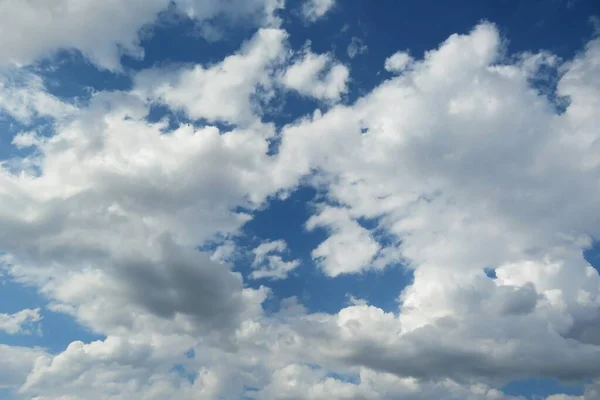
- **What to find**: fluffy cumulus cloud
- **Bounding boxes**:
[251,240,301,280]
[271,21,600,388]
[255,363,523,400]
[0,345,47,390]
[0,2,600,399]
[0,90,276,338]
[306,207,381,276]
[384,51,413,72]
[135,27,288,125]
[280,47,349,102]
[0,0,278,70]
[0,70,76,123]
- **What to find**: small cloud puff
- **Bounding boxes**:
[251,239,301,280]
[301,0,336,22]
[384,51,413,73]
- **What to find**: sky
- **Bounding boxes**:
[0,0,600,399]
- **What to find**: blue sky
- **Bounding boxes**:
[1,0,600,399]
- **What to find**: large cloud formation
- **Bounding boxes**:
[0,1,599,398]
[273,21,600,384]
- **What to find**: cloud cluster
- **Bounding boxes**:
[280,47,349,102]
[0,3,599,399]
[0,308,41,335]
[384,51,413,72]
[1,90,277,338]
[135,28,289,125]
[0,70,75,123]
[271,20,600,388]
[250,240,301,280]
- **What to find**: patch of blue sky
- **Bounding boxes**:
[503,377,586,398]
[122,7,260,70]
[34,51,131,102]
[584,240,600,273]
[240,186,412,314]
[146,102,239,134]
[0,114,56,163]
[0,278,103,353]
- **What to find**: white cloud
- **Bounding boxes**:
[254,239,289,260]
[273,22,600,382]
[250,240,301,280]
[138,31,350,123]
[0,90,281,338]
[20,335,195,398]
[14,302,530,400]
[256,364,523,400]
[0,70,75,123]
[0,345,46,390]
[306,207,381,276]
[281,47,349,102]
[384,51,413,72]
[0,308,41,335]
[0,15,599,400]
[136,28,288,125]
[0,0,277,70]
[210,239,239,264]
[302,0,336,22]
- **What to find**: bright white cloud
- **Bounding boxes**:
[0,70,75,123]
[138,30,348,122]
[0,90,280,339]
[306,207,381,276]
[210,239,239,264]
[14,300,531,400]
[0,345,46,390]
[251,240,301,280]
[302,0,336,22]
[20,335,196,398]
[273,21,600,383]
[256,363,523,400]
[0,6,598,400]
[0,308,41,335]
[384,51,413,72]
[136,28,288,125]
[281,47,349,102]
